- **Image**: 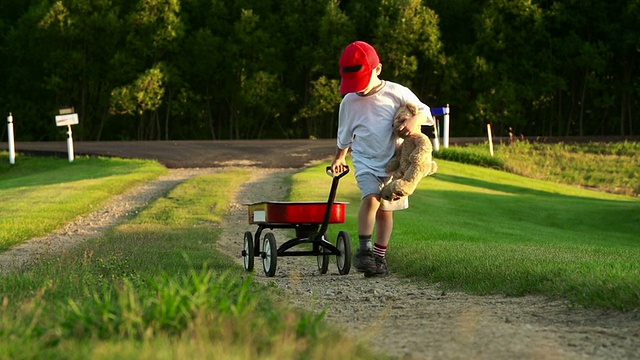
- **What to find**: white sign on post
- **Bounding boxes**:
[55,108,78,162]
[55,113,79,127]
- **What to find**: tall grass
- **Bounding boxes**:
[436,141,640,197]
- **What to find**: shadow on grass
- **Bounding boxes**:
[0,154,162,189]
[397,174,640,246]
[435,173,637,202]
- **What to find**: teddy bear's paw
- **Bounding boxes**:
[389,189,407,201]
[380,188,393,201]
[382,194,403,202]
[381,187,403,201]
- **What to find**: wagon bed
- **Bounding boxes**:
[247,201,348,225]
[242,167,352,277]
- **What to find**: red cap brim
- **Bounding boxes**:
[339,72,370,95]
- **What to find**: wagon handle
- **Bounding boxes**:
[325,165,350,179]
[315,166,349,239]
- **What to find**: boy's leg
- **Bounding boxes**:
[359,179,406,277]
[358,194,379,238]
[374,209,393,248]
[365,209,392,277]
[354,194,379,272]
[354,172,398,274]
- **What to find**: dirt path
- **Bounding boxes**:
[2,168,639,359]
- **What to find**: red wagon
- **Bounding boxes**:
[242,167,352,277]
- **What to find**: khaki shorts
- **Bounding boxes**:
[356,172,409,211]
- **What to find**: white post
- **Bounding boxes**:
[7,113,15,165]
[487,123,494,156]
[432,119,440,151]
[55,108,78,163]
[443,104,450,148]
[67,124,74,162]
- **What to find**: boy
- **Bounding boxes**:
[330,41,434,277]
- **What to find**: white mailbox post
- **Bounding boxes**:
[55,108,79,162]
[443,104,450,148]
[7,113,15,165]
[430,104,451,150]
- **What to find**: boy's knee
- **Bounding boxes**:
[361,194,381,207]
[375,210,393,223]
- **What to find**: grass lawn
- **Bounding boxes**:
[290,160,640,311]
[0,153,167,251]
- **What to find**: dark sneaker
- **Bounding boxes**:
[364,256,389,278]
[354,248,375,273]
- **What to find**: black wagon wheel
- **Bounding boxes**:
[262,232,278,277]
[242,231,254,272]
[336,231,352,275]
[317,241,330,275]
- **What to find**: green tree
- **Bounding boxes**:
[374,0,443,91]
[294,0,355,139]
[1,0,638,140]
[545,0,631,136]
[2,2,60,140]
[424,0,483,137]
[112,0,183,140]
[471,0,551,136]
[295,76,342,139]
[110,64,166,139]
[178,0,232,140]
[38,0,126,140]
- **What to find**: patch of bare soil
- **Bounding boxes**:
[2,168,639,359]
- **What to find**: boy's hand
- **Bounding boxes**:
[332,147,349,175]
[397,113,425,137]
[331,161,348,175]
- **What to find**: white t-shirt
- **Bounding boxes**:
[337,81,433,177]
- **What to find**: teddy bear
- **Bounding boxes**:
[380,103,438,201]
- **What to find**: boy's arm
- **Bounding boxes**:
[397,112,432,137]
[331,147,349,175]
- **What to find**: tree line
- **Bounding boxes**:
[0,0,638,141]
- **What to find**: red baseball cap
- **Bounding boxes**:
[339,41,380,94]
